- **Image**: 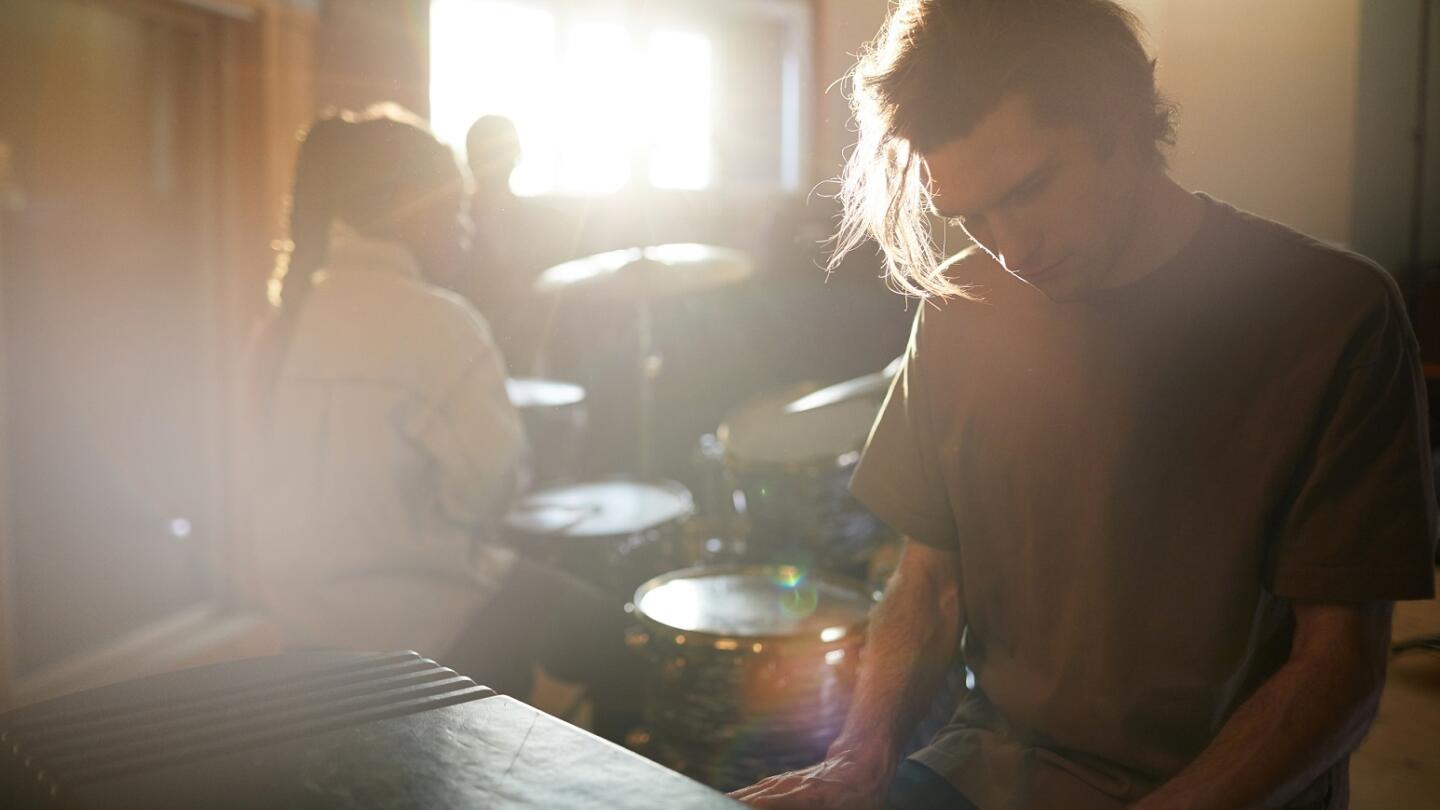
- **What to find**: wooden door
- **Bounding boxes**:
[0,0,228,677]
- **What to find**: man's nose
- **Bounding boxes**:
[990,215,1042,273]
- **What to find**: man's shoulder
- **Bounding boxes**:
[1205,196,1398,308]
[906,248,1025,346]
[1202,197,1411,371]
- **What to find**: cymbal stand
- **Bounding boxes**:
[634,267,663,478]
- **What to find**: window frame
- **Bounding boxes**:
[428,0,815,195]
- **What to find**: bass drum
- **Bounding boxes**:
[717,382,891,573]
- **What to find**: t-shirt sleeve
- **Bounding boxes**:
[850,308,959,550]
[1269,287,1438,602]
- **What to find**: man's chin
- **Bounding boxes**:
[1022,270,1091,303]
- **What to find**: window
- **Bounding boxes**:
[430,0,812,195]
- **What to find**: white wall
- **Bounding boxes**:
[814,0,1367,245]
[1128,0,1363,245]
[813,0,888,187]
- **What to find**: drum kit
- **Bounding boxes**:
[502,243,902,791]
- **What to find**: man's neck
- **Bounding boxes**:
[1100,172,1206,291]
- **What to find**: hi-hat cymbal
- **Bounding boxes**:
[535,243,752,300]
[783,355,905,415]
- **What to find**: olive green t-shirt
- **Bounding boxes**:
[850,195,1437,809]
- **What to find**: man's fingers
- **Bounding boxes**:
[741,783,851,810]
[733,783,816,809]
[727,771,808,804]
[728,773,789,801]
[725,765,878,810]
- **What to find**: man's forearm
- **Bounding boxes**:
[1133,603,1390,810]
[828,542,963,773]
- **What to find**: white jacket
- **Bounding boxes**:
[253,228,525,657]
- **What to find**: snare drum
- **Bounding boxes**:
[503,478,695,598]
[506,377,587,485]
[717,383,890,571]
[628,564,875,791]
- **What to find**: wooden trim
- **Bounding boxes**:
[176,0,259,20]
[0,166,19,707]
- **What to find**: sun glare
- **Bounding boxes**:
[430,0,713,195]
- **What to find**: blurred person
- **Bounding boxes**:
[250,105,637,739]
[733,2,1437,809]
[453,114,551,372]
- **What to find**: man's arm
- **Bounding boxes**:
[729,539,963,809]
[1131,600,1393,810]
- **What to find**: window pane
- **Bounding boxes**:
[431,1,775,194]
[429,0,559,195]
[646,31,712,190]
[557,21,634,194]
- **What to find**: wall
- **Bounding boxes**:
[812,0,888,187]
[314,0,429,115]
[1128,0,1364,246]
[815,0,1379,250]
[1351,0,1439,276]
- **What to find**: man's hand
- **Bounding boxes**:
[727,749,892,809]
[730,539,961,809]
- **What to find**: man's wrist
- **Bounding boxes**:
[824,741,897,789]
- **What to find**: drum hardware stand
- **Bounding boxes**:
[635,286,662,479]
[533,243,752,479]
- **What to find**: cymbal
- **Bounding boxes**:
[783,355,904,415]
[535,243,752,300]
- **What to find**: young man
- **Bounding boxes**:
[732,2,1436,808]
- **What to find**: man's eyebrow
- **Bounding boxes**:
[935,157,1057,221]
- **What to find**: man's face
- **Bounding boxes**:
[923,93,1145,302]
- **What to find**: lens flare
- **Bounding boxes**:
[771,566,805,589]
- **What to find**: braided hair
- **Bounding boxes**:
[253,104,459,417]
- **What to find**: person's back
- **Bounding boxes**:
[256,228,523,655]
[250,106,525,658]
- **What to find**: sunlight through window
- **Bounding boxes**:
[430,0,715,195]
[429,0,558,195]
[646,31,711,190]
[560,21,635,194]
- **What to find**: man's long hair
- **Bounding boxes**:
[830,0,1176,298]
